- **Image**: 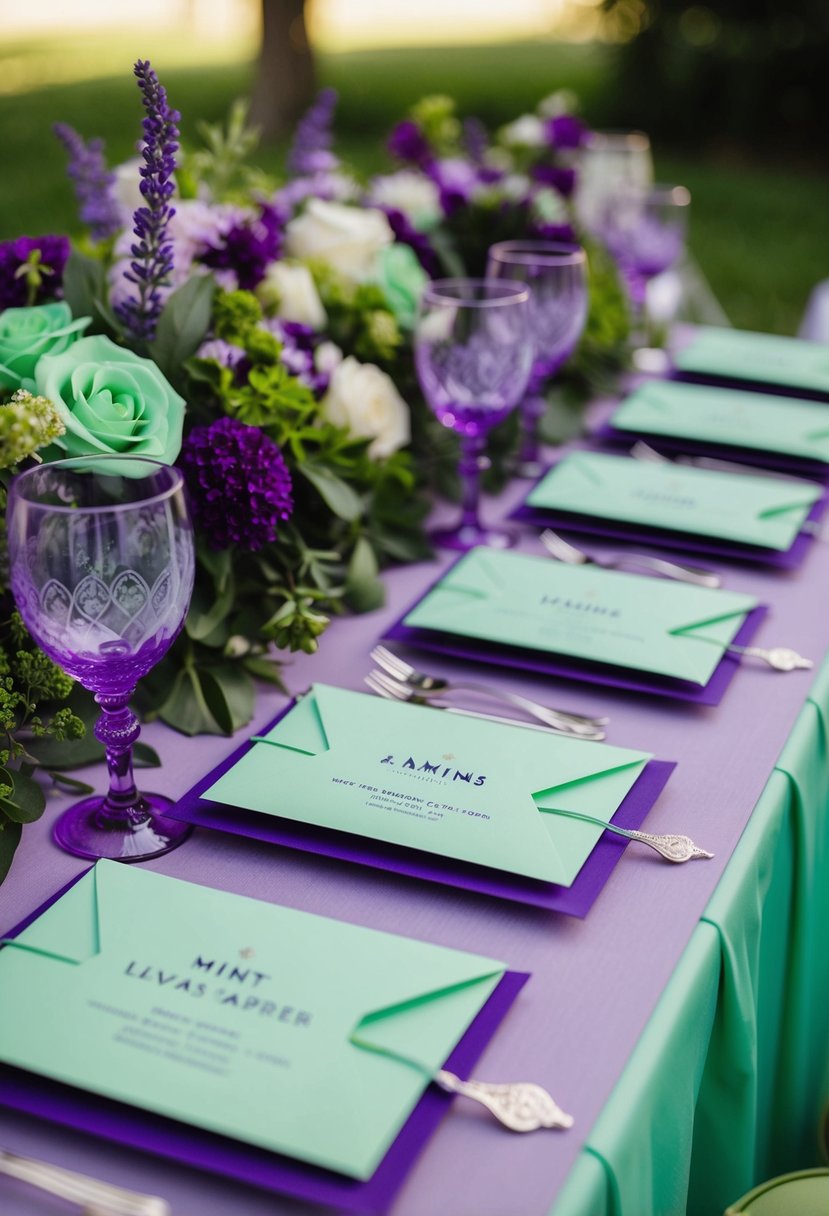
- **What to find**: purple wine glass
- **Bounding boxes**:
[486,241,588,477]
[415,278,533,551]
[7,456,195,861]
[603,183,690,351]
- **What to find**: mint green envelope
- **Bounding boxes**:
[610,379,829,463]
[403,549,757,685]
[526,452,821,550]
[0,861,506,1180]
[675,325,829,394]
[205,683,651,887]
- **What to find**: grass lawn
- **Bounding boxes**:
[0,36,824,335]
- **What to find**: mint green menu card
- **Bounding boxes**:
[403,549,757,685]
[610,379,829,463]
[526,452,820,550]
[0,861,506,1180]
[205,683,651,887]
[675,325,829,394]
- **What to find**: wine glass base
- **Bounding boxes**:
[430,523,519,552]
[53,793,193,862]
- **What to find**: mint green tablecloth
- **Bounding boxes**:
[550,660,829,1216]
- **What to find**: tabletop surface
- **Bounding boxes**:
[2,393,828,1216]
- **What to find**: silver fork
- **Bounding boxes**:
[370,645,608,731]
[540,528,721,589]
[630,440,822,487]
[0,1147,169,1215]
[364,671,606,740]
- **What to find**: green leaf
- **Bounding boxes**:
[61,248,107,327]
[2,769,46,823]
[49,771,95,796]
[133,743,161,768]
[242,656,287,689]
[150,275,215,382]
[299,463,364,522]
[0,819,22,886]
[185,574,235,642]
[156,666,226,737]
[201,663,256,733]
[344,536,385,613]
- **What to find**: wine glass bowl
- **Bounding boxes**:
[486,241,588,476]
[415,279,533,550]
[7,456,195,861]
[575,130,654,239]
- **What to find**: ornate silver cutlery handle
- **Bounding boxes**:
[434,1070,574,1132]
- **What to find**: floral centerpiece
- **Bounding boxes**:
[0,61,631,882]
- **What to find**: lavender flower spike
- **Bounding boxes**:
[53,123,121,242]
[114,60,180,345]
[287,87,339,176]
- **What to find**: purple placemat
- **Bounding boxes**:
[0,870,528,1215]
[168,700,675,916]
[592,420,829,482]
[672,368,829,404]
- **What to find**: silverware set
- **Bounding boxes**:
[540,527,721,588]
[0,1147,169,1216]
[367,645,607,740]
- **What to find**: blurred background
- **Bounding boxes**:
[0,0,826,334]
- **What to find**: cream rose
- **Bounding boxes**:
[367,171,441,229]
[258,261,327,329]
[285,200,394,284]
[321,356,410,459]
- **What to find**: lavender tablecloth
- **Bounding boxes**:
[2,391,828,1216]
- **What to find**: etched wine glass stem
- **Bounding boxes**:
[94,692,143,821]
[458,431,488,535]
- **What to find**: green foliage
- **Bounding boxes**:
[180,99,273,202]
[0,392,66,470]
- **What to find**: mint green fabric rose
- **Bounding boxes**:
[34,335,185,464]
[373,244,429,331]
[0,301,91,391]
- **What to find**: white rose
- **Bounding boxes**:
[367,171,441,229]
[315,341,343,375]
[259,261,327,330]
[499,115,546,148]
[321,356,410,459]
[285,200,394,284]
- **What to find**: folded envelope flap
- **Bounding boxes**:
[255,686,331,755]
[349,958,506,1070]
[2,865,101,965]
[667,600,758,646]
[530,754,649,817]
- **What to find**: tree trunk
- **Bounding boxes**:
[250,0,316,143]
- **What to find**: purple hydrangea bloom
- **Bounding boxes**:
[532,164,577,199]
[430,158,480,217]
[546,114,587,150]
[288,88,340,177]
[53,123,121,242]
[0,235,70,309]
[178,416,293,552]
[387,119,432,167]
[380,206,440,277]
[200,202,284,291]
[114,60,180,345]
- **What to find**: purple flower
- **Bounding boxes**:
[114,60,180,345]
[53,123,121,242]
[261,318,327,393]
[200,202,284,291]
[179,416,293,552]
[546,114,587,151]
[462,117,489,165]
[198,203,282,293]
[380,207,440,277]
[387,119,432,167]
[529,219,578,244]
[430,158,480,217]
[0,235,70,310]
[532,164,577,199]
[288,88,340,177]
